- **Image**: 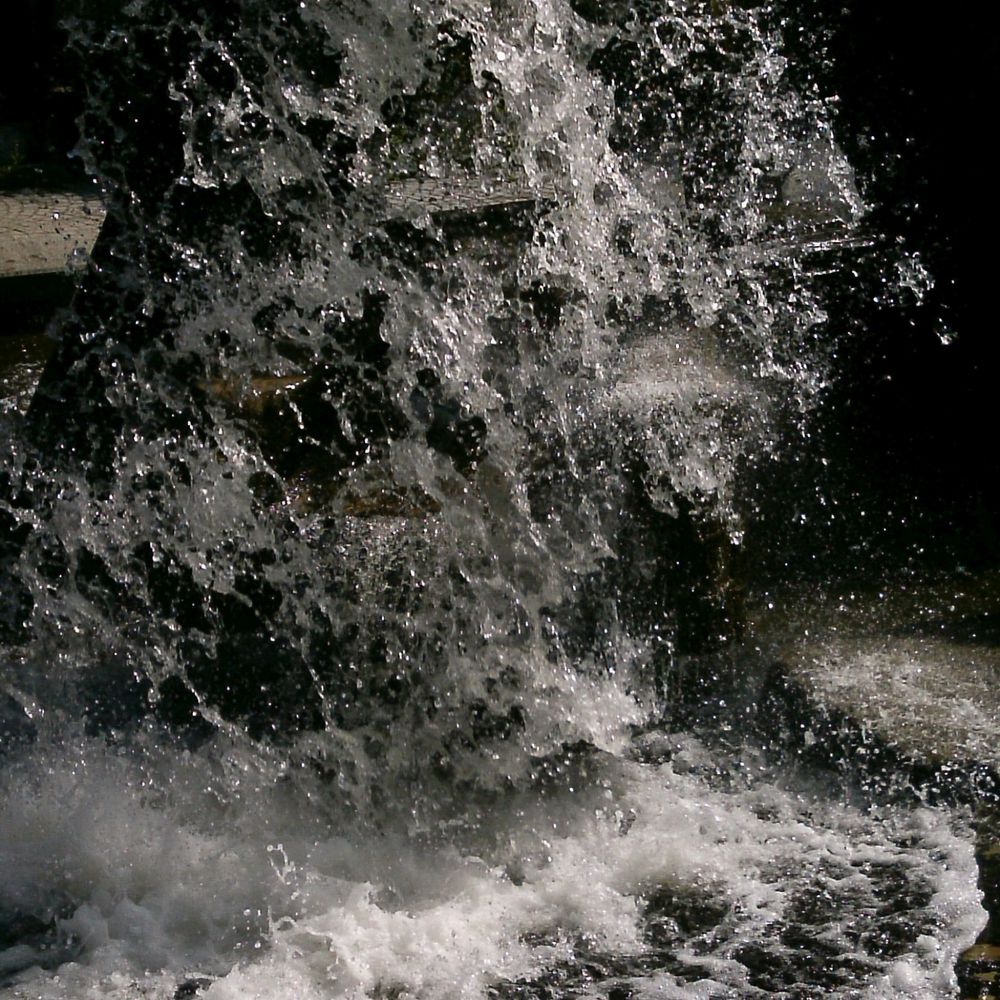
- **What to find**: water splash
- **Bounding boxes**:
[1,1,979,996]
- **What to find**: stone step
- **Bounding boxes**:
[0,188,106,284]
[753,574,1000,776]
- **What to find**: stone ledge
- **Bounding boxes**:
[0,189,105,282]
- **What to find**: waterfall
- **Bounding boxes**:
[0,2,989,998]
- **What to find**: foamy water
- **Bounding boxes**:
[0,718,984,999]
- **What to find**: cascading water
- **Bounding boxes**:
[0,2,988,998]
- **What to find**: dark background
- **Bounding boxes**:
[755,1,1000,578]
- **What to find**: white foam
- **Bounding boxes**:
[0,729,984,1000]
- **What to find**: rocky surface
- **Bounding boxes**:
[0,190,105,281]
[750,573,1000,995]
[754,573,1000,776]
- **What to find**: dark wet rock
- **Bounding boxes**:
[957,943,1000,1000]
[643,884,730,944]
[153,675,216,747]
[489,942,684,1000]
[606,988,634,1000]
[0,691,36,754]
[0,333,55,416]
[958,816,1000,998]
[734,938,879,996]
[979,825,1000,941]
[174,978,213,999]
[0,904,79,982]
[726,851,935,993]
[567,0,631,26]
[0,909,53,953]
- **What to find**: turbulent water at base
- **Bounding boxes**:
[0,1,983,998]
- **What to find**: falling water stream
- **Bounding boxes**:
[0,2,989,997]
